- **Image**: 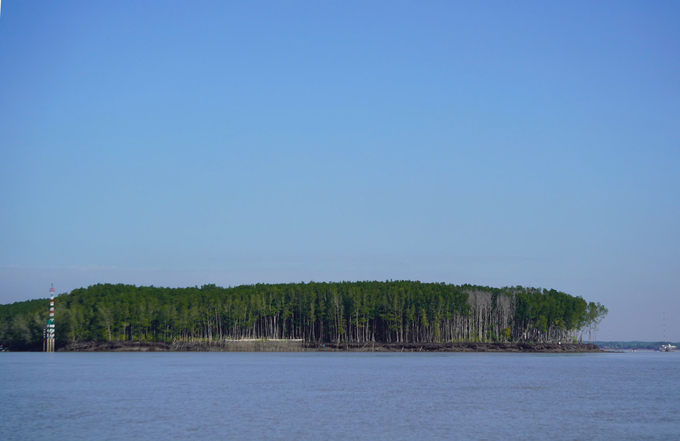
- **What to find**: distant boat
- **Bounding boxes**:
[660,344,676,352]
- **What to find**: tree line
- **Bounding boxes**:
[0,281,607,350]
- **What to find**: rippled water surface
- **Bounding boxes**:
[1,351,679,440]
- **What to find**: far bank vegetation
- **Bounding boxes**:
[0,281,607,350]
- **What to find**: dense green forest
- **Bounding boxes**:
[0,281,607,350]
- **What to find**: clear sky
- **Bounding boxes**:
[1,1,678,341]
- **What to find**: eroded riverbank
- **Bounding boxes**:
[57,340,603,353]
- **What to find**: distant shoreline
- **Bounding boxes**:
[53,340,604,353]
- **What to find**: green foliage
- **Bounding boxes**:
[0,281,605,350]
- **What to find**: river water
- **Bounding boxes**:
[1,351,678,440]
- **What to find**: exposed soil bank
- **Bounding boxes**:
[59,340,304,352]
[306,342,603,352]
[58,340,602,353]
[59,341,173,352]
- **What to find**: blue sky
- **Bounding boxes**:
[1,1,678,341]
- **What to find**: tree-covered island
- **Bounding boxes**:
[0,281,607,351]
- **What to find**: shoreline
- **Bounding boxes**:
[54,340,604,353]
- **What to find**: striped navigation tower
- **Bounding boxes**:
[46,284,56,352]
